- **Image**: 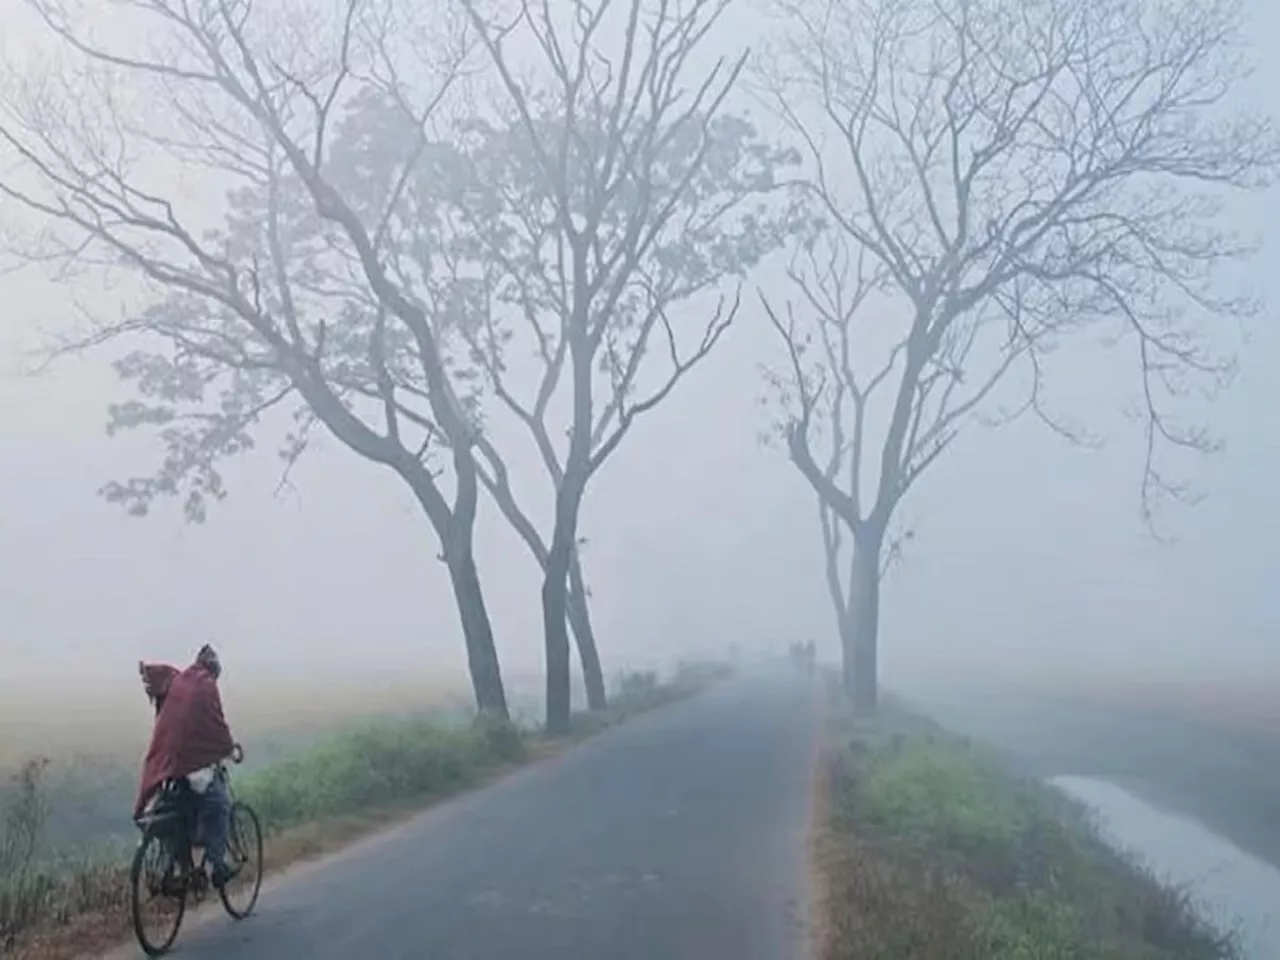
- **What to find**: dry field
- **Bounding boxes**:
[1059,676,1280,733]
[922,666,1280,736]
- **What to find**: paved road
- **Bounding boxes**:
[126,674,820,960]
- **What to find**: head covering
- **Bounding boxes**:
[140,661,178,704]
[195,643,221,677]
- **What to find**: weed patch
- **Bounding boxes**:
[815,700,1239,960]
[240,715,521,830]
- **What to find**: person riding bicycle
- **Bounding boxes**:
[135,644,240,889]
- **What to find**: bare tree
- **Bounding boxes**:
[339,85,617,711]
[758,0,1277,712]
[459,0,802,733]
[0,0,512,716]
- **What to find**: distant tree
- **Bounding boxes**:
[757,0,1278,712]
[0,0,511,716]
[459,0,803,733]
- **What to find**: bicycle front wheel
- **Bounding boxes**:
[219,800,264,919]
[130,830,187,957]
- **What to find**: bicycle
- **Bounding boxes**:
[129,746,264,957]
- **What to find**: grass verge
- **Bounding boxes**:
[812,690,1240,960]
[1,662,731,959]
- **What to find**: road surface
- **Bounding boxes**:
[121,674,821,960]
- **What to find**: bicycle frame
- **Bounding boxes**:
[134,764,234,899]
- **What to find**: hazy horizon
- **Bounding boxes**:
[1,0,1278,716]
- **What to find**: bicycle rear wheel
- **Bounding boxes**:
[130,830,187,957]
[219,800,264,919]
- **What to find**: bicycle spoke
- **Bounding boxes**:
[219,802,264,919]
[131,832,187,957]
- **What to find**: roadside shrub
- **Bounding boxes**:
[239,718,508,829]
[859,734,1042,876]
[611,661,730,717]
[613,669,662,712]
[471,710,527,763]
[0,758,55,949]
[669,659,734,691]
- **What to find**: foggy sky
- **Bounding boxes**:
[1,0,1277,704]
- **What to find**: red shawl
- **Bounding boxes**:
[134,662,235,817]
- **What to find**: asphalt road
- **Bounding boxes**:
[122,673,821,960]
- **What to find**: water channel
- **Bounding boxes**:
[1051,776,1280,959]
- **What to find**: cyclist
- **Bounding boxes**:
[135,644,240,888]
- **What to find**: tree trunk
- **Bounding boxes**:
[567,550,607,710]
[546,299,592,737]
[837,607,856,694]
[845,535,882,715]
[541,549,573,736]
[399,460,508,720]
[444,537,509,719]
[472,452,607,711]
[542,483,582,735]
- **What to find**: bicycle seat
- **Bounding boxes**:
[139,779,197,825]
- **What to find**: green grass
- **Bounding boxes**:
[238,712,526,830]
[817,697,1239,960]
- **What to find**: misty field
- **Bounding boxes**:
[0,672,491,861]
[1063,676,1280,735]
[0,671,484,763]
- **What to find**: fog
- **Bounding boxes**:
[1,0,1277,713]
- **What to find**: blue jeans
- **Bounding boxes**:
[197,773,231,870]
